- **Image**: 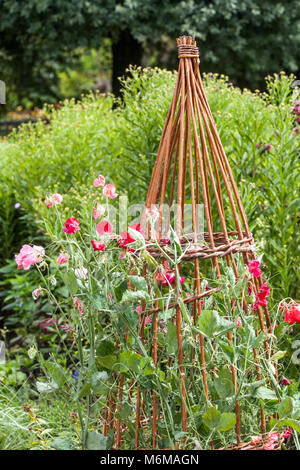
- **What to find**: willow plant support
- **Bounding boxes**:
[107,35,280,450]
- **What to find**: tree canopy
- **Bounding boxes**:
[0,0,299,106]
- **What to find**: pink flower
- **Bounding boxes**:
[248,260,262,278]
[235,317,242,328]
[252,436,262,446]
[93,175,105,187]
[57,253,69,265]
[130,223,145,237]
[155,260,185,287]
[96,220,113,235]
[136,306,151,326]
[283,427,292,439]
[45,193,63,208]
[63,217,80,234]
[267,432,279,444]
[263,441,275,450]
[32,288,41,300]
[103,183,118,199]
[39,318,58,333]
[74,297,84,316]
[93,203,105,220]
[282,377,291,386]
[91,240,105,251]
[15,244,45,270]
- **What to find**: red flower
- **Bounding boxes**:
[253,282,270,311]
[63,217,80,234]
[91,240,105,251]
[282,377,291,386]
[118,223,144,249]
[284,302,300,325]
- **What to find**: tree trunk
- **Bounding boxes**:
[112,30,143,98]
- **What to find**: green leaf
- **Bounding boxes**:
[96,339,115,357]
[96,355,116,371]
[166,321,177,355]
[254,386,277,401]
[86,432,107,450]
[77,382,91,399]
[121,289,150,303]
[271,350,287,361]
[51,437,74,450]
[278,397,294,419]
[44,362,66,388]
[91,371,109,395]
[214,367,234,399]
[217,413,236,432]
[202,406,236,432]
[197,310,235,338]
[128,275,148,291]
[274,418,300,433]
[202,406,221,430]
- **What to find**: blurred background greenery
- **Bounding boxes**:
[0,0,300,114]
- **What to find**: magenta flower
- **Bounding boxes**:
[248,259,262,277]
[282,377,291,386]
[91,240,105,251]
[63,217,80,234]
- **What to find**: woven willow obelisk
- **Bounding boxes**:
[110,36,276,450]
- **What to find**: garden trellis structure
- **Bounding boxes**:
[107,36,279,450]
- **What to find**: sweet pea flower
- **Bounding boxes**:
[74,267,88,280]
[39,318,58,333]
[93,175,105,187]
[15,244,45,270]
[282,377,291,386]
[248,260,262,278]
[63,217,80,234]
[91,240,105,251]
[103,183,118,199]
[32,288,41,300]
[284,302,300,325]
[253,282,271,311]
[283,427,292,439]
[251,436,262,446]
[263,441,275,450]
[268,432,279,443]
[93,203,105,220]
[293,105,300,115]
[118,224,145,250]
[57,253,69,265]
[74,297,84,316]
[96,220,113,235]
[45,193,63,208]
[136,306,151,326]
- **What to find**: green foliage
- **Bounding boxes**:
[1,1,299,109]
